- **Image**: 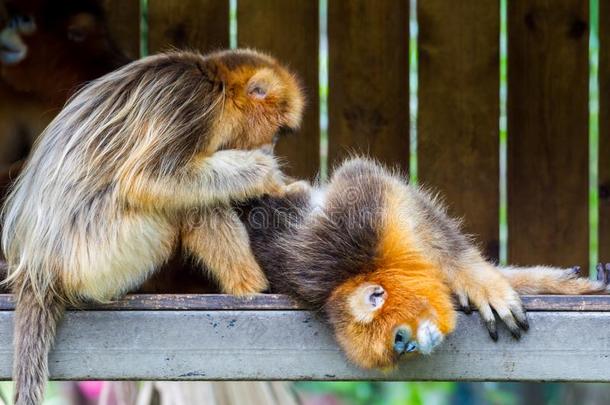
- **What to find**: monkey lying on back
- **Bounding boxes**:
[2,49,303,405]
[237,157,607,369]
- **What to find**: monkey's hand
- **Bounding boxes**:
[284,179,313,195]
[449,266,528,341]
[251,149,288,197]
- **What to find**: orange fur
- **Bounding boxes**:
[215,57,304,151]
[326,196,456,369]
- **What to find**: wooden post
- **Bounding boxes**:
[327,0,410,171]
[237,0,320,179]
[103,0,140,60]
[418,0,500,260]
[148,0,229,53]
[507,0,589,268]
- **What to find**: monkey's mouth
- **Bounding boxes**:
[0,44,25,65]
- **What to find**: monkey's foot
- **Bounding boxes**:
[596,263,610,287]
[221,269,270,296]
[544,264,609,294]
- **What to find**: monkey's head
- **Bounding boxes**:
[325,267,456,370]
[0,0,126,101]
[203,49,305,152]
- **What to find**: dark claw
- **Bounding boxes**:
[461,304,472,315]
[510,328,521,340]
[516,314,529,331]
[486,320,498,341]
[571,266,581,276]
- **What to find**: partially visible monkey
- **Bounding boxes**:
[236,157,607,369]
[1,0,128,102]
[2,49,304,405]
[0,0,129,175]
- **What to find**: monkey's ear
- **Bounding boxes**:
[348,283,386,323]
[247,82,268,100]
[246,68,279,100]
[67,13,98,43]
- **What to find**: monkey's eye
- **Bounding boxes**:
[15,15,36,34]
[393,327,417,355]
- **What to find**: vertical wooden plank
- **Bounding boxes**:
[508,1,589,268]
[148,0,229,53]
[600,0,610,263]
[418,1,500,260]
[103,0,140,60]
[328,0,409,171]
[237,1,320,179]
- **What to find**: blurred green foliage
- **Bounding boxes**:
[296,381,455,405]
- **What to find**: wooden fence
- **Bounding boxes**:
[101,0,608,269]
[0,0,604,268]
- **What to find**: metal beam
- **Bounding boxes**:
[0,295,609,381]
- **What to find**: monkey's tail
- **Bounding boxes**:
[499,265,609,295]
[13,281,65,405]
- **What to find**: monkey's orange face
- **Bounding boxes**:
[326,269,457,370]
[215,51,305,151]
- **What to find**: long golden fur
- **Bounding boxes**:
[2,48,303,405]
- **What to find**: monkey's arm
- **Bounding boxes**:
[182,209,269,295]
[437,253,528,340]
[121,149,285,210]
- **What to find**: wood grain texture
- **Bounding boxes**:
[0,294,300,311]
[148,0,229,54]
[507,0,589,268]
[0,293,607,311]
[600,0,610,264]
[237,0,320,179]
[327,0,409,171]
[103,0,140,59]
[418,0,500,260]
[1,311,610,380]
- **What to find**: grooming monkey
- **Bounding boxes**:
[2,49,304,405]
[237,157,607,369]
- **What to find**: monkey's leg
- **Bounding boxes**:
[122,149,284,210]
[63,213,178,302]
[182,208,269,295]
[499,264,608,294]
